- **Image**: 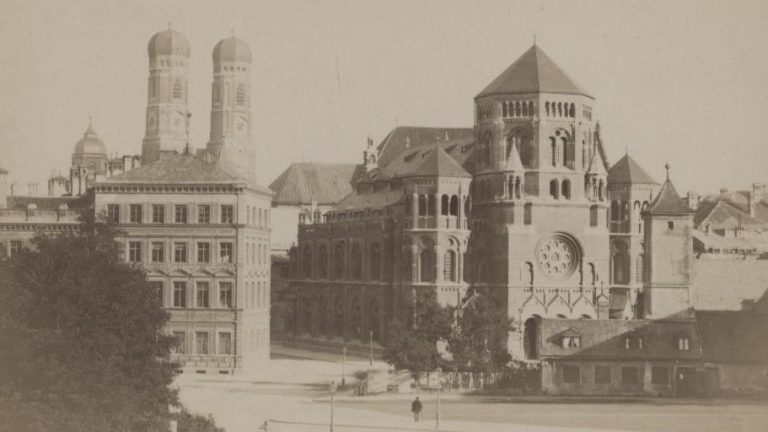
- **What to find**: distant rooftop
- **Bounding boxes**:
[269,162,359,206]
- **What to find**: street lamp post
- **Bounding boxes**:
[341,346,347,386]
[435,366,442,430]
[329,381,337,432]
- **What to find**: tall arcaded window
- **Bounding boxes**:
[443,250,457,282]
[173,79,183,99]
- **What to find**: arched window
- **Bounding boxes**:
[522,101,528,116]
[303,245,312,278]
[524,317,539,359]
[550,137,558,166]
[611,201,621,221]
[441,195,449,215]
[502,102,508,117]
[549,179,559,199]
[449,195,459,216]
[418,195,427,216]
[590,205,599,227]
[569,103,576,118]
[419,249,435,282]
[351,243,362,279]
[464,196,471,217]
[598,180,605,201]
[236,84,246,105]
[173,79,183,99]
[562,180,571,200]
[428,194,436,216]
[524,262,534,286]
[443,250,457,282]
[334,243,345,279]
[515,177,522,199]
[562,137,569,167]
[524,203,533,225]
[612,242,630,285]
[318,245,328,278]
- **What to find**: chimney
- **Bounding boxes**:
[0,167,7,209]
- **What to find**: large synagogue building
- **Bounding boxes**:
[288,45,695,360]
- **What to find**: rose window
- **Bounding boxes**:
[536,234,580,279]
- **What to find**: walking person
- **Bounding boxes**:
[411,396,423,422]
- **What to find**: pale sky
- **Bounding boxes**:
[1,0,766,194]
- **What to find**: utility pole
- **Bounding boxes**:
[329,381,337,432]
[341,346,347,386]
[435,366,442,430]
[369,330,374,367]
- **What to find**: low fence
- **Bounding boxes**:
[355,367,541,395]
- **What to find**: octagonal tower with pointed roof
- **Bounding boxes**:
[142,27,191,164]
[470,45,611,359]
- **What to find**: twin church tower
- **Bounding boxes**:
[142,28,257,183]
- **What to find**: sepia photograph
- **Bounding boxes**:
[0,1,767,431]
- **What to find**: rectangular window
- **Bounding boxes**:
[562,365,580,384]
[218,332,232,355]
[175,205,188,224]
[174,243,187,263]
[129,204,142,223]
[220,242,233,263]
[151,242,164,263]
[196,281,210,308]
[173,281,187,307]
[524,203,533,225]
[195,331,209,355]
[9,240,23,257]
[219,282,233,308]
[198,204,211,224]
[221,205,234,224]
[594,366,611,384]
[149,281,164,305]
[152,204,165,223]
[651,366,670,385]
[197,242,210,263]
[107,204,120,223]
[678,337,690,351]
[172,331,186,354]
[128,241,142,262]
[621,366,639,385]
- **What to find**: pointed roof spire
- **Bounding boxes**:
[477,45,591,98]
[410,145,471,178]
[505,142,525,171]
[586,145,607,175]
[608,154,657,185]
[646,164,692,215]
[84,116,96,136]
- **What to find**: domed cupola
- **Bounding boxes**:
[148,28,190,58]
[74,119,106,156]
[212,36,251,64]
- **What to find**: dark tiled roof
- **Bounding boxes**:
[103,152,244,185]
[407,145,471,178]
[647,179,692,215]
[695,190,768,227]
[269,162,358,205]
[696,310,768,363]
[375,126,474,168]
[538,318,701,361]
[333,189,402,211]
[608,154,657,185]
[6,194,92,211]
[695,200,764,229]
[379,136,475,179]
[477,45,591,98]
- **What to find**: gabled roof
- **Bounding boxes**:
[696,310,768,363]
[103,152,244,185]
[269,162,358,205]
[586,146,608,175]
[407,145,471,178]
[5,194,93,211]
[378,134,475,179]
[477,45,591,98]
[608,154,657,185]
[647,178,692,215]
[375,126,474,167]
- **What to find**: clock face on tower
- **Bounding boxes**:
[536,234,580,280]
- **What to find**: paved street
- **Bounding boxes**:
[175,345,768,432]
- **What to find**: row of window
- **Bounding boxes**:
[502,100,535,118]
[108,203,235,225]
[152,280,234,309]
[405,194,468,217]
[561,364,672,386]
[245,240,269,267]
[128,241,233,264]
[245,280,269,309]
[172,330,232,356]
[302,242,383,280]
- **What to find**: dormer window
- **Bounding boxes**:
[560,328,582,349]
[625,336,644,350]
[677,336,690,351]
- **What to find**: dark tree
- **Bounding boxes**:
[0,216,220,432]
[382,292,452,373]
[447,293,512,372]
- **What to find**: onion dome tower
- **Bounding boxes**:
[141,26,191,163]
[206,34,257,184]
